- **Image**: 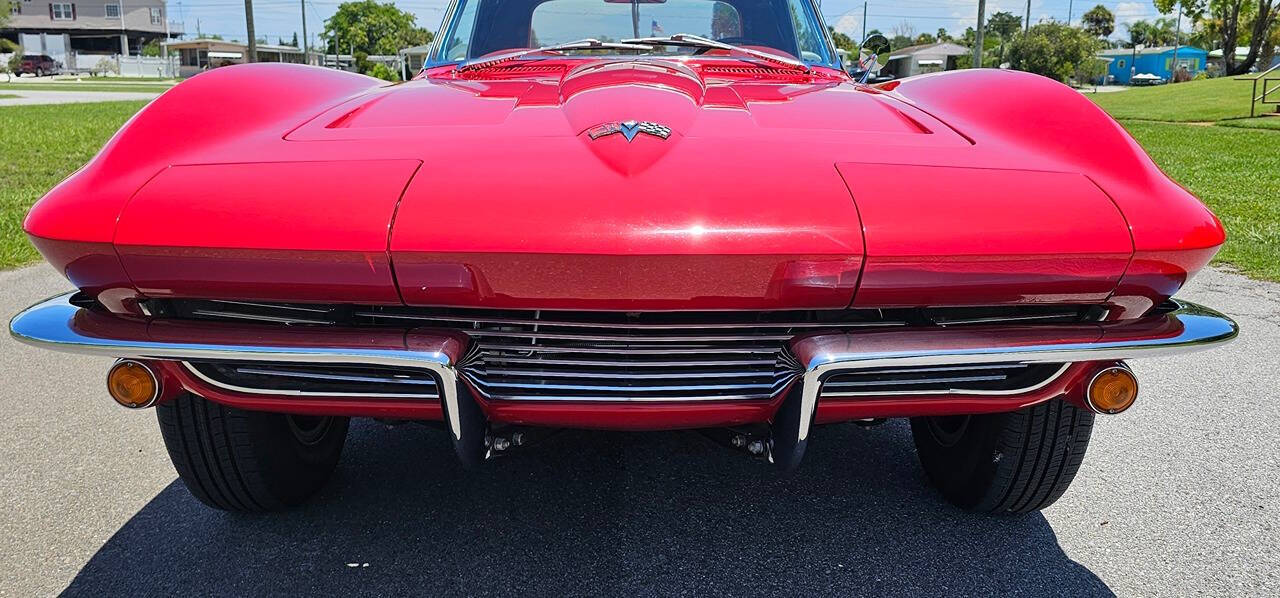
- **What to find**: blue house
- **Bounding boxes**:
[1098,45,1209,84]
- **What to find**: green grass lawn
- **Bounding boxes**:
[0,82,174,93]
[1089,76,1264,122]
[0,94,17,99]
[1217,115,1280,130]
[0,101,149,269]
[1121,122,1280,280]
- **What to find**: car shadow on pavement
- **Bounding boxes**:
[62,419,1112,596]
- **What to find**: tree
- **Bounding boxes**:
[1126,18,1178,46]
[713,4,741,39]
[140,40,165,57]
[0,38,18,82]
[1007,21,1104,82]
[1258,17,1280,68]
[368,62,400,82]
[986,11,1024,63]
[891,20,916,39]
[937,28,955,43]
[957,27,1003,68]
[1157,0,1279,74]
[1082,5,1116,38]
[0,0,11,30]
[323,0,434,57]
[914,32,937,45]
[828,27,858,55]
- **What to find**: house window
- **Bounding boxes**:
[9,3,19,15]
[1116,59,1125,69]
[150,7,162,24]
[50,3,74,20]
[105,3,119,18]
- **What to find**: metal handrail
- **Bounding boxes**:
[1236,61,1280,117]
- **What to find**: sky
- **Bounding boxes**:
[170,0,1168,47]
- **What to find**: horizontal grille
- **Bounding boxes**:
[186,362,439,399]
[819,363,1068,397]
[362,308,893,401]
[149,300,1104,402]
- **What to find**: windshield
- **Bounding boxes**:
[429,0,837,69]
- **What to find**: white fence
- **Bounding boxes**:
[67,54,179,78]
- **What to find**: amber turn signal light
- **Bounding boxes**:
[1086,366,1138,414]
[107,360,160,409]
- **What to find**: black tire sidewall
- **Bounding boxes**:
[157,393,349,510]
[911,412,1009,511]
[244,410,349,506]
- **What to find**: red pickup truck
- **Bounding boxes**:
[18,54,62,77]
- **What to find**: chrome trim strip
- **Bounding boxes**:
[466,393,781,402]
[475,344,782,355]
[184,362,441,400]
[444,330,798,342]
[819,363,1071,397]
[480,356,781,367]
[357,312,905,330]
[189,309,334,326]
[9,294,464,439]
[233,366,437,386]
[933,313,1082,326]
[207,300,333,314]
[466,379,786,392]
[470,367,787,380]
[791,299,1238,442]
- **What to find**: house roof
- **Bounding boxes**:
[1097,45,1204,57]
[1207,46,1252,58]
[166,39,304,54]
[399,44,434,56]
[886,42,969,60]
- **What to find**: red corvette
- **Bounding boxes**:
[11,0,1236,514]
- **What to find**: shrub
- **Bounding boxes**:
[367,62,400,82]
[1007,22,1103,83]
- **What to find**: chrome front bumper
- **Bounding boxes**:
[10,293,1237,466]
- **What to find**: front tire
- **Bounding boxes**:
[156,393,349,512]
[910,399,1094,514]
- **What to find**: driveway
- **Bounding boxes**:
[0,89,161,106]
[1,264,1276,596]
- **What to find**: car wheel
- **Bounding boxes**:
[910,399,1094,514]
[36,68,44,78]
[156,392,349,512]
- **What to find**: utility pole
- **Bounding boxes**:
[163,3,171,77]
[120,0,129,56]
[300,0,309,64]
[973,0,987,69]
[1171,4,1182,81]
[861,2,867,41]
[1024,0,1031,33]
[244,0,256,63]
[1068,0,1074,25]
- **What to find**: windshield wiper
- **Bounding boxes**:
[620,33,810,73]
[456,39,654,72]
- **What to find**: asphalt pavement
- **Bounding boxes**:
[1,263,1276,596]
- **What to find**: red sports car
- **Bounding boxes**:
[11,0,1236,514]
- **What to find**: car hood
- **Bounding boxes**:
[288,59,958,143]
[288,59,980,310]
[50,60,1138,310]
